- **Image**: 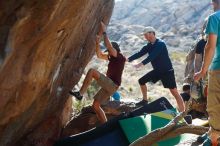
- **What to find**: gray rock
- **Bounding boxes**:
[109,0,212,52]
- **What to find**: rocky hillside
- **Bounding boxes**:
[112,0,211,31]
[82,0,213,106]
[108,0,212,51]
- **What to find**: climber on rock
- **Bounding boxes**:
[69,22,126,124]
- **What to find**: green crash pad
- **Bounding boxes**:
[119,109,193,146]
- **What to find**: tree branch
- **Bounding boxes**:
[130,123,208,146]
[130,99,208,146]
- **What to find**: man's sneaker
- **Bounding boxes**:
[69,91,83,100]
[135,100,148,106]
[197,133,208,144]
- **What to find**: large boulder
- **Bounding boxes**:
[61,100,136,137]
[0,0,114,145]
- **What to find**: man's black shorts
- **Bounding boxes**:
[138,69,177,89]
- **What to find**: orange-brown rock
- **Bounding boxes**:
[61,101,136,137]
[0,0,114,145]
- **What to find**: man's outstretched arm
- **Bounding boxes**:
[132,44,163,68]
[128,46,148,62]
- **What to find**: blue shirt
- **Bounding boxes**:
[128,39,173,73]
[205,10,220,70]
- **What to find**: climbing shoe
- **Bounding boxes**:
[135,99,148,106]
[69,91,83,100]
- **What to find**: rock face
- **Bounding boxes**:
[0,0,114,145]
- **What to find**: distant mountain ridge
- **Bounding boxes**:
[108,0,212,51]
[112,0,211,32]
